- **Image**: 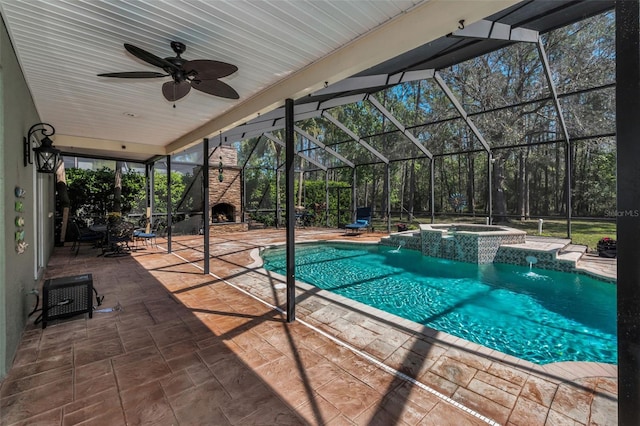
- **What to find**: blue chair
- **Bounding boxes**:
[345,207,372,234]
[134,229,157,248]
[134,220,165,248]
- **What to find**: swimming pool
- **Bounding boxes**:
[261,242,617,365]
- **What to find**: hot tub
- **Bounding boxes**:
[421,223,526,263]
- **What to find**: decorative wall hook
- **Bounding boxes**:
[14,186,26,198]
[16,240,28,254]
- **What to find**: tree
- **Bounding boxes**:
[153,170,189,212]
[66,167,144,219]
[113,161,123,213]
[234,11,615,224]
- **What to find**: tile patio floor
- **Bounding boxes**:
[0,229,617,425]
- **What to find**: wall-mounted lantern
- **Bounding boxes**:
[24,123,61,173]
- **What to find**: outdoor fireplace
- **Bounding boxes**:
[212,203,235,223]
[177,148,247,234]
[205,146,248,233]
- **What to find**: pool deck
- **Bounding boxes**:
[0,228,617,425]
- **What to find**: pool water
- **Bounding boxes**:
[262,242,617,365]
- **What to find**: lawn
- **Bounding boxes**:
[505,219,616,250]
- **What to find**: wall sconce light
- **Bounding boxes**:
[24,123,61,173]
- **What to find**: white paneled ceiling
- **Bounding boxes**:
[0,0,519,162]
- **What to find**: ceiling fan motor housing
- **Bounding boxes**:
[170,41,186,55]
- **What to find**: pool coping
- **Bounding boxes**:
[250,240,617,386]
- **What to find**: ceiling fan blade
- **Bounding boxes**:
[124,43,178,71]
[98,71,168,78]
[162,81,191,101]
[184,60,238,79]
[191,79,239,100]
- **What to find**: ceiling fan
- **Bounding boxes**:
[98,41,239,102]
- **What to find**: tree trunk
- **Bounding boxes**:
[577,143,590,215]
[276,169,282,227]
[493,155,507,222]
[525,146,531,219]
[114,161,123,213]
[364,181,369,208]
[544,148,550,215]
[525,170,530,219]
[409,159,416,221]
[440,159,445,213]
[555,148,562,213]
[518,150,526,220]
[382,166,389,220]
[457,154,463,194]
[298,170,304,208]
[400,162,406,220]
[441,158,450,212]
[371,171,378,216]
[570,143,576,214]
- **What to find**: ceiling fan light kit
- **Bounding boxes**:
[98,41,239,102]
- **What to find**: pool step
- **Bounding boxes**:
[525,235,571,246]
[561,243,588,254]
[556,244,588,263]
[497,238,588,270]
[556,250,584,262]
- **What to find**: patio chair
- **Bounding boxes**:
[68,219,104,256]
[102,220,135,257]
[345,207,372,234]
[134,219,161,248]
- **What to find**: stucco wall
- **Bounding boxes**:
[0,17,55,377]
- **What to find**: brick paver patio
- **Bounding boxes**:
[0,229,617,425]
